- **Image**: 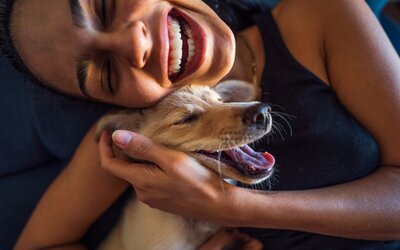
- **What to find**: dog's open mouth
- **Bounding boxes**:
[194,145,275,177]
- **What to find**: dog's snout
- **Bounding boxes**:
[243,103,271,128]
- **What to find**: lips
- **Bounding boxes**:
[166,8,206,82]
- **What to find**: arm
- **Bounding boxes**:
[222,0,400,240]
[14,126,257,250]
[236,0,400,240]
[14,125,130,249]
[100,0,400,241]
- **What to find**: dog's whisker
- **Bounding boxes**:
[273,119,293,135]
[269,128,277,140]
[274,122,288,139]
[216,143,226,193]
[271,110,295,119]
[260,180,267,190]
[271,112,293,136]
[272,123,286,141]
[217,143,223,175]
[272,112,292,129]
[268,103,289,113]
[95,82,278,249]
[276,121,291,137]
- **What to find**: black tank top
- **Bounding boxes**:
[241,9,400,249]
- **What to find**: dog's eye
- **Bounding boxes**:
[174,114,199,125]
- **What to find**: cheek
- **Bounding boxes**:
[117,81,170,108]
[169,0,231,32]
[167,0,211,12]
[118,0,154,19]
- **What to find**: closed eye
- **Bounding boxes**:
[100,59,114,94]
[174,114,200,125]
[94,0,115,29]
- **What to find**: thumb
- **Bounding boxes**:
[112,130,173,167]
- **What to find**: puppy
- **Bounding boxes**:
[96,80,275,250]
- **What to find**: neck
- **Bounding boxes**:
[224,26,265,88]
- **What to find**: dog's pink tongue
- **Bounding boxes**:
[225,145,275,171]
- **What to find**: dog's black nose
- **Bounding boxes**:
[243,103,271,128]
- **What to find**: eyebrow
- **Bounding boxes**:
[69,0,87,28]
[69,0,94,98]
[76,58,92,98]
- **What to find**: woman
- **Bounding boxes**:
[1,0,399,249]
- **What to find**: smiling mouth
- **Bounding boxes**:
[195,145,275,178]
[167,14,194,81]
[167,9,205,82]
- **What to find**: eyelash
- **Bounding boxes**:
[174,114,200,125]
[95,0,116,95]
[100,59,114,94]
[94,0,108,27]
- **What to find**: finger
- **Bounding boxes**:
[233,232,263,250]
[99,131,114,159]
[99,132,157,182]
[112,130,178,168]
[198,230,235,250]
[242,238,263,250]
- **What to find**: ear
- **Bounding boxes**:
[95,110,143,142]
[213,80,258,102]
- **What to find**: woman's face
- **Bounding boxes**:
[12,0,235,107]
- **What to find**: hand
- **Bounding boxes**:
[98,130,243,226]
[199,230,263,250]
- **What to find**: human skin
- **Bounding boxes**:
[14,0,400,249]
[11,0,237,108]
[12,0,262,249]
[100,0,400,240]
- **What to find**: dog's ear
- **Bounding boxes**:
[95,110,143,142]
[213,80,259,102]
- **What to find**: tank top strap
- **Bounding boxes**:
[252,9,331,102]
[253,9,302,71]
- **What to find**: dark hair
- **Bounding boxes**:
[0,0,50,90]
[0,0,267,88]
[203,0,268,33]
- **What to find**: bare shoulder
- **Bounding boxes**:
[269,0,331,84]
[274,0,369,21]
[273,0,383,48]
[280,0,400,166]
[269,0,379,85]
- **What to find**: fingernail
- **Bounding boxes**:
[112,130,132,147]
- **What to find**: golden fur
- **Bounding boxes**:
[96,80,274,250]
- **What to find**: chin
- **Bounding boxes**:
[214,41,236,80]
[218,29,236,71]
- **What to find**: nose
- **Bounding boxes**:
[242,103,271,129]
[103,21,152,68]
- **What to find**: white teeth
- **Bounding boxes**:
[168,17,197,77]
[168,18,183,76]
[185,24,196,63]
